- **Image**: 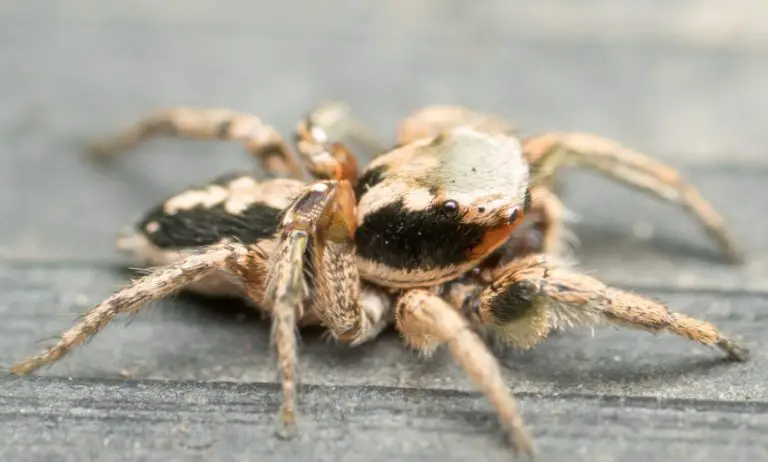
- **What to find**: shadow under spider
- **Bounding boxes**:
[573,222,729,266]
[497,332,740,391]
[111,267,736,391]
[113,269,396,358]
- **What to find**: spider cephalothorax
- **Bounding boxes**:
[11,102,749,459]
[355,126,531,287]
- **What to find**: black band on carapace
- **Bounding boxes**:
[355,199,486,270]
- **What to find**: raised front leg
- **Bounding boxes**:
[523,132,744,263]
[460,254,749,361]
[86,107,305,179]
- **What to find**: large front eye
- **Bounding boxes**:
[508,208,521,224]
[442,200,459,215]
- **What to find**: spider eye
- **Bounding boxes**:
[442,200,459,215]
[508,208,521,224]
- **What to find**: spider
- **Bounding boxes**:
[11,102,749,459]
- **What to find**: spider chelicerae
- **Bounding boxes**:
[11,102,749,458]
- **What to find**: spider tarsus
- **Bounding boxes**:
[83,137,120,160]
[271,297,301,444]
[10,357,43,376]
[718,338,750,362]
[274,406,300,440]
[505,425,536,461]
[724,246,746,266]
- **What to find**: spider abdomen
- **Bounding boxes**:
[133,174,305,250]
[116,175,306,297]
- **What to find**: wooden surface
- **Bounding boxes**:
[1,2,767,461]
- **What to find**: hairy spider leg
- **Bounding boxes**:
[459,253,749,361]
[263,180,392,437]
[86,107,306,179]
[10,242,269,375]
[395,289,535,459]
[522,132,743,263]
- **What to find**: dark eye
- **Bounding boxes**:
[508,208,521,224]
[442,200,459,215]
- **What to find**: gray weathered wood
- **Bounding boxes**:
[1,265,763,401]
[2,377,767,462]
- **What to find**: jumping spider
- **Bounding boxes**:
[11,102,749,458]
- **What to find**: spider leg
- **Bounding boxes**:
[294,102,389,184]
[463,254,749,361]
[397,105,518,145]
[307,180,392,344]
[394,289,535,458]
[86,107,305,179]
[505,184,571,259]
[300,101,387,158]
[263,179,392,437]
[522,132,744,263]
[527,185,571,257]
[10,241,267,375]
[294,118,359,183]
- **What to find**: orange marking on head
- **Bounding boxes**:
[467,224,515,260]
[466,209,526,261]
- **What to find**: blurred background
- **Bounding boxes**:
[3,1,767,158]
[1,1,766,269]
[1,2,767,461]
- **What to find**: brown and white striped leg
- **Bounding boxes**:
[10,241,268,375]
[86,107,305,179]
[263,179,391,437]
[522,132,744,263]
